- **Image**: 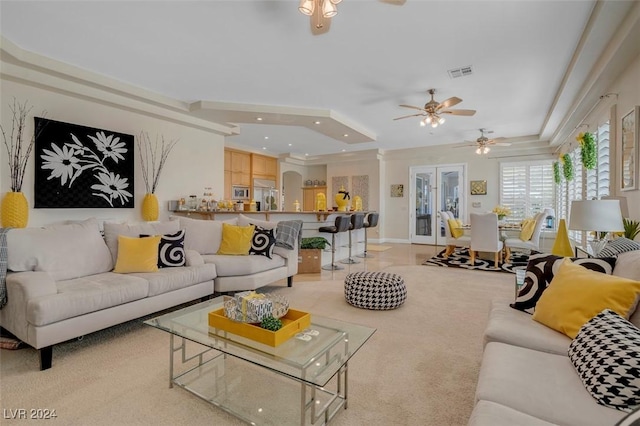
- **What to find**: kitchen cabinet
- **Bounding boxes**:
[302,186,327,211]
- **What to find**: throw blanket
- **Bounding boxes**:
[0,228,10,309]
[275,220,303,250]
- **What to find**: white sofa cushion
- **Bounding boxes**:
[468,400,558,426]
[27,272,149,326]
[484,299,570,355]
[476,342,625,426]
[170,215,237,255]
[614,250,640,281]
[103,221,180,264]
[202,254,284,277]
[131,264,217,297]
[7,218,113,281]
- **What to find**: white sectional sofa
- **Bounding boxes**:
[0,214,298,370]
[469,249,640,426]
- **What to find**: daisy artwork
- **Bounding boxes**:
[34,118,134,208]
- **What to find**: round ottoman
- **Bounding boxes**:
[344,271,407,310]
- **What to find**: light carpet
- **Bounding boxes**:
[0,265,514,426]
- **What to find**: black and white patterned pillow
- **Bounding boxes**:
[600,238,640,258]
[140,230,186,268]
[249,226,276,258]
[510,253,617,314]
[569,309,640,412]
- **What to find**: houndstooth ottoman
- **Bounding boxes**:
[344,272,407,310]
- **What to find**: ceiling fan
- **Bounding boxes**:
[393,89,476,128]
[459,129,511,154]
[300,0,405,35]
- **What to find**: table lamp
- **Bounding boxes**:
[568,200,624,256]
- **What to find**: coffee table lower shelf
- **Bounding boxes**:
[169,335,348,426]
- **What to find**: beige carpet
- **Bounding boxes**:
[0,266,514,426]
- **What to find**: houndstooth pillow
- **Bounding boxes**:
[569,309,640,413]
[511,253,617,314]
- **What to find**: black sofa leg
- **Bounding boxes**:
[40,346,52,370]
[287,276,293,287]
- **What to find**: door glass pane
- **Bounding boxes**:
[415,173,432,236]
[441,171,460,218]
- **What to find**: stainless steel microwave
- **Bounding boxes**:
[231,186,250,200]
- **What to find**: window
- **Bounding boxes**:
[500,161,556,224]
[558,120,610,246]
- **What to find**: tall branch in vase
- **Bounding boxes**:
[137,132,179,194]
[137,132,178,221]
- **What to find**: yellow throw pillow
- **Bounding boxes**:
[532,258,640,338]
[519,218,536,241]
[114,235,161,273]
[447,219,464,238]
[217,223,255,255]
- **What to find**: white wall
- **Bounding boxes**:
[0,79,225,227]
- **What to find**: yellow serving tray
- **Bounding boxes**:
[208,308,311,347]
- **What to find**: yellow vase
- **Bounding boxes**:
[335,185,349,212]
[552,218,573,257]
[141,193,159,221]
[353,195,363,211]
[315,192,326,211]
[1,191,29,228]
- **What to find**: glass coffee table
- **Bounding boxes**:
[144,297,375,425]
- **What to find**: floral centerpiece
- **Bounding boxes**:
[492,205,511,220]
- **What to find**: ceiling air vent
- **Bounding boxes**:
[448,65,473,79]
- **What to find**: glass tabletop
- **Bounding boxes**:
[144,297,376,387]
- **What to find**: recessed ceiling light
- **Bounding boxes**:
[262,147,267,150]
[314,121,321,125]
[305,153,309,156]
[264,136,269,140]
[256,117,263,121]
[288,143,292,146]
[343,134,349,137]
[342,149,346,152]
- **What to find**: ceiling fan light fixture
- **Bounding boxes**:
[431,121,438,128]
[475,147,482,155]
[299,0,315,16]
[322,0,338,18]
[330,0,342,4]
[483,146,490,154]
[438,116,445,125]
[425,115,432,124]
[419,119,426,127]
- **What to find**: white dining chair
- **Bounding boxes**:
[440,210,470,257]
[469,212,503,268]
[504,208,552,261]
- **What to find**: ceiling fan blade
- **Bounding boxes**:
[438,97,462,109]
[310,6,331,35]
[441,109,477,116]
[393,113,425,121]
[399,104,426,112]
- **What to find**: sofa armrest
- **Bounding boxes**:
[185,249,205,266]
[0,272,58,346]
[273,240,299,276]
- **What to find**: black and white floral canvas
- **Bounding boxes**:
[34,118,134,208]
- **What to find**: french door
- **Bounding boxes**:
[409,164,466,245]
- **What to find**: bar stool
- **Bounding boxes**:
[341,213,365,264]
[319,215,351,270]
[357,212,379,258]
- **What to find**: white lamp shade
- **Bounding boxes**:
[568,200,624,232]
[602,196,629,218]
[322,0,338,17]
[299,0,315,16]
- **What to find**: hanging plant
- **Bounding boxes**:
[553,161,561,184]
[562,153,574,181]
[577,132,597,170]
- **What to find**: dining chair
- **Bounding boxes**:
[504,208,551,261]
[440,210,470,257]
[470,212,504,268]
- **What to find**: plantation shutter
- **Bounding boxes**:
[500,161,555,224]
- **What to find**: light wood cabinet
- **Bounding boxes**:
[251,154,278,180]
[302,186,327,211]
[226,150,251,186]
